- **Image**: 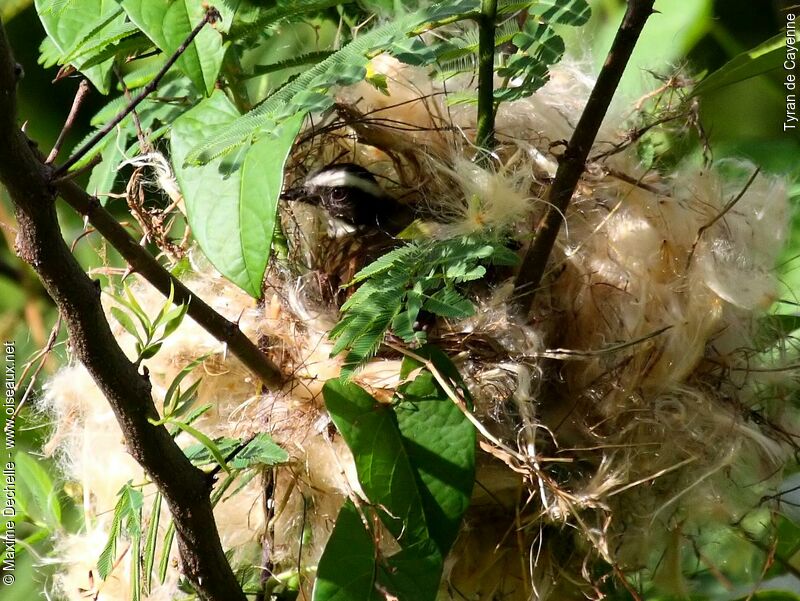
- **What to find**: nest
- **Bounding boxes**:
[39,57,798,601]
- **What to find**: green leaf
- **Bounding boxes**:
[170,92,303,296]
[61,15,139,67]
[123,283,151,328]
[120,0,227,95]
[313,499,380,601]
[35,0,121,93]
[182,434,289,468]
[528,0,591,26]
[691,33,787,98]
[110,306,143,346]
[158,521,175,584]
[97,483,144,580]
[130,529,142,601]
[142,493,161,592]
[323,379,430,547]
[162,354,207,416]
[422,287,475,319]
[164,419,232,473]
[168,378,202,419]
[13,451,61,529]
[395,355,476,556]
[332,235,513,371]
[379,539,442,601]
[314,502,443,601]
[88,126,128,199]
[228,433,289,469]
[230,0,351,40]
[246,50,335,78]
[76,32,153,70]
[186,10,427,163]
[159,302,189,339]
[138,342,163,360]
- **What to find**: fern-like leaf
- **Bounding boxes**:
[330,235,517,372]
[186,0,485,164]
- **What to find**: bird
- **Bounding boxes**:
[281,163,414,305]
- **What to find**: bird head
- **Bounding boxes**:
[283,163,412,235]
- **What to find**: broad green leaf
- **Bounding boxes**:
[314,502,443,601]
[396,354,475,556]
[35,0,121,93]
[313,499,380,601]
[61,16,139,67]
[170,92,303,296]
[379,539,442,601]
[691,34,787,98]
[323,379,430,547]
[120,0,229,95]
[13,451,61,529]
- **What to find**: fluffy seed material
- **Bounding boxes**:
[39,55,797,601]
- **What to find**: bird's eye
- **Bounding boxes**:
[330,187,348,201]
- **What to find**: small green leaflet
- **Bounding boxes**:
[97,483,144,580]
[330,235,517,372]
[170,92,304,297]
[182,434,289,469]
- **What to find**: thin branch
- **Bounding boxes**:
[56,178,283,388]
[0,21,245,601]
[512,0,657,311]
[46,78,91,164]
[475,0,498,157]
[53,6,221,177]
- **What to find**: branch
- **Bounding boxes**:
[55,179,283,387]
[0,21,245,601]
[512,0,656,310]
[475,0,497,156]
[53,6,220,178]
[46,78,91,164]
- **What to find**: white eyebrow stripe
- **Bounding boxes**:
[305,169,385,198]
